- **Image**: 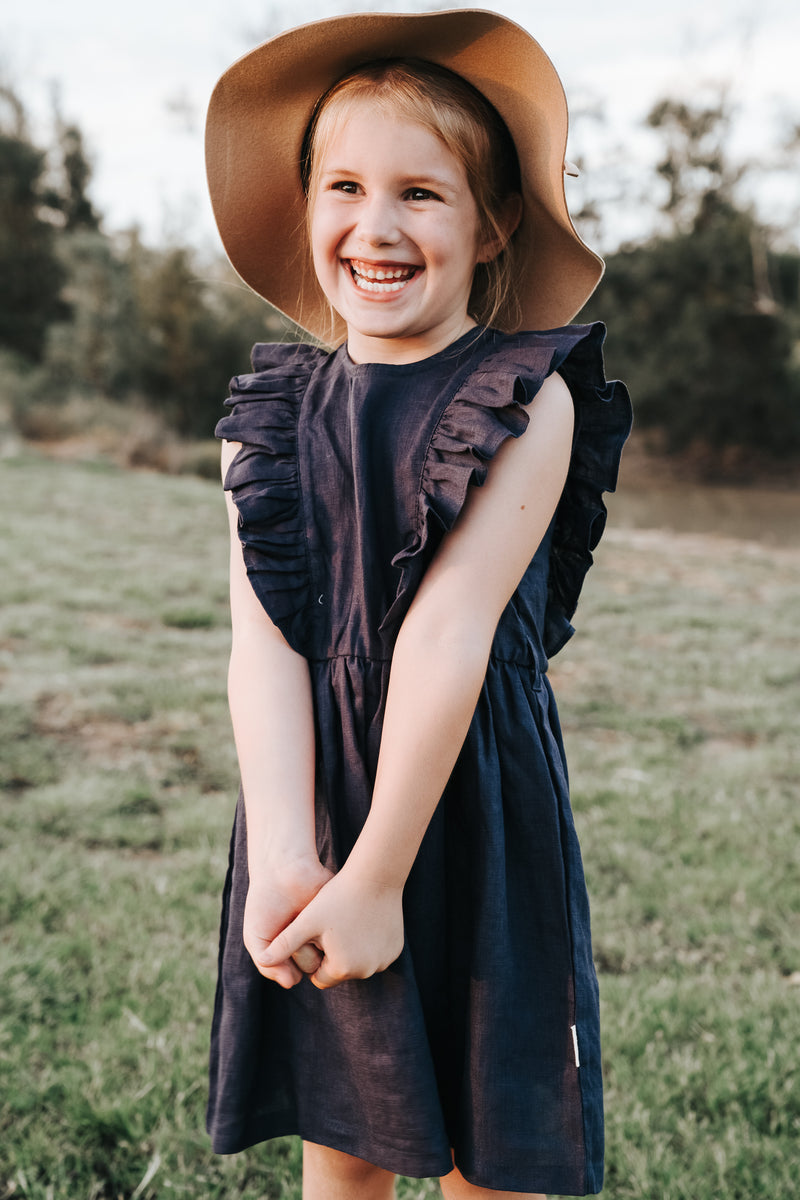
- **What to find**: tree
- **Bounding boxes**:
[43,228,144,398]
[581,96,800,460]
[646,96,740,233]
[0,87,67,361]
[130,242,282,437]
[51,120,100,232]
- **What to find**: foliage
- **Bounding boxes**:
[581,97,800,458]
[1,456,798,1197]
[584,198,800,455]
[129,241,283,438]
[1,83,799,463]
[0,83,291,445]
[38,230,282,437]
[44,229,142,399]
[0,91,67,361]
[49,119,100,233]
[645,96,741,232]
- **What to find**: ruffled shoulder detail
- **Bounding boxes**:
[541,324,632,655]
[215,342,328,649]
[379,324,632,657]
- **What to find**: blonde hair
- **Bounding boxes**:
[301,58,523,332]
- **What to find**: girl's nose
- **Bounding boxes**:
[356,194,400,247]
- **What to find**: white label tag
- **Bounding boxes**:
[571,1024,580,1068]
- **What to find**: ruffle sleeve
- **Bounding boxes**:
[215,342,326,650]
[379,323,632,658]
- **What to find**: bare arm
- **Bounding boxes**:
[262,372,575,987]
[222,439,330,985]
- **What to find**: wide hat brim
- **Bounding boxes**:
[205,8,603,343]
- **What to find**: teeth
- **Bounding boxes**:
[356,278,408,292]
[350,262,416,292]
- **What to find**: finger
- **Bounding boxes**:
[309,958,348,990]
[260,913,316,967]
[254,956,303,988]
[292,942,323,974]
[246,932,304,985]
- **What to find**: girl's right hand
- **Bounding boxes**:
[257,864,406,990]
[243,854,334,988]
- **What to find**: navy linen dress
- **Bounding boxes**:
[208,323,632,1195]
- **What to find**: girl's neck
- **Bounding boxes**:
[345,315,479,366]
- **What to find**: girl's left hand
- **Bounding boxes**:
[258,865,405,989]
[243,853,334,987]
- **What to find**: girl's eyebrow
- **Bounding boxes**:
[320,167,458,193]
[396,174,456,192]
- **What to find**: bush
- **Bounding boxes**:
[584,205,800,455]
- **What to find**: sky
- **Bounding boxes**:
[4,0,799,253]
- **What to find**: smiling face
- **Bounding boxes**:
[308,101,490,364]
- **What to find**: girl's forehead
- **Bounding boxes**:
[317,93,413,137]
[315,101,456,166]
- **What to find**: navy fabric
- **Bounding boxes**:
[208,324,632,1195]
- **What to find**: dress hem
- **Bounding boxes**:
[210,1123,602,1196]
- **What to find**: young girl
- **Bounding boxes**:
[205,10,631,1198]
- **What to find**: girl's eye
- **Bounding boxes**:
[330,180,359,194]
[405,188,440,202]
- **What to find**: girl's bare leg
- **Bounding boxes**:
[440,1162,545,1200]
[302,1142,397,1200]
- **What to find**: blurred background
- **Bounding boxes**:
[1,4,799,1199]
[2,0,799,498]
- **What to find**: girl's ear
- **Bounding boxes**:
[476,192,523,264]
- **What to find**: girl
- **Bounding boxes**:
[205,10,631,1198]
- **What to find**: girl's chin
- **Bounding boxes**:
[345,319,417,345]
[338,295,420,336]
[348,294,411,311]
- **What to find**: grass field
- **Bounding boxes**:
[1,454,798,1199]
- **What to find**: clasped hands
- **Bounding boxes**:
[243,853,405,990]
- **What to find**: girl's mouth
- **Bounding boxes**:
[346,259,420,294]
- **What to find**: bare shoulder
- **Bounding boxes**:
[486,369,573,486]
[220,437,241,480]
[220,440,244,541]
[533,368,572,410]
[521,370,573,442]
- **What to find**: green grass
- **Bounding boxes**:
[1,454,798,1198]
[549,526,800,1198]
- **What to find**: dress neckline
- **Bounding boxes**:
[337,326,491,378]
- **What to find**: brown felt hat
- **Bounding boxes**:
[205,8,603,342]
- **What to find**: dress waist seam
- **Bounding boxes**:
[308,652,392,665]
[306,650,543,669]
